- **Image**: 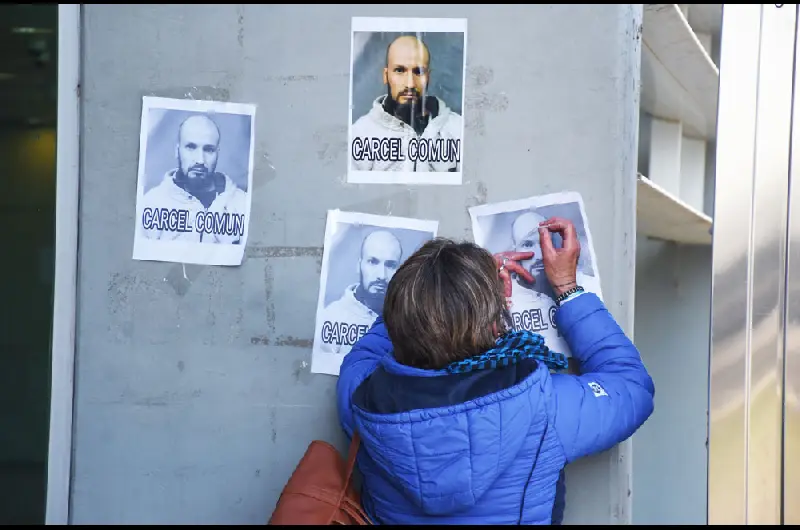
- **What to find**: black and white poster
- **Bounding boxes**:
[347,16,467,185]
[312,210,439,376]
[469,192,603,359]
[132,96,256,266]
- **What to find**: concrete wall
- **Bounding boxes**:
[631,237,712,525]
[71,4,642,524]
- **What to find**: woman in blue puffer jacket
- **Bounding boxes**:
[336,216,655,525]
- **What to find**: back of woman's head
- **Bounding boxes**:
[383,237,508,370]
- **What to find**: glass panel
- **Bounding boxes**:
[0,4,58,525]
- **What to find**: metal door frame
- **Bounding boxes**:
[708,3,797,524]
[46,3,81,525]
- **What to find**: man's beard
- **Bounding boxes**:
[385,87,428,133]
[516,266,557,300]
[355,279,387,315]
[177,164,214,193]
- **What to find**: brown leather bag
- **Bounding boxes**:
[268,431,372,525]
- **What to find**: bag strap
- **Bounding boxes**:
[328,431,364,525]
[341,497,371,525]
[343,430,361,488]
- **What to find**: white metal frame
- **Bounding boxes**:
[46,4,81,525]
[708,3,797,525]
[782,4,800,524]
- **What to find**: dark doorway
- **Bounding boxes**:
[0,4,58,525]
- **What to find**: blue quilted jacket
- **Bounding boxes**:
[336,293,655,525]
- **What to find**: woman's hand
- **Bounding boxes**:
[493,251,535,298]
[538,217,581,297]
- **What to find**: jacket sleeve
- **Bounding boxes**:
[335,316,393,438]
[550,292,655,463]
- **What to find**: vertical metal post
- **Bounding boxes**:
[46,3,81,526]
[707,4,761,525]
[744,3,796,525]
[783,4,800,525]
[709,4,797,524]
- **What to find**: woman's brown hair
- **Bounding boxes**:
[383,237,509,370]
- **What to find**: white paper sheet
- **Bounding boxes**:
[469,191,603,359]
[347,17,468,185]
[132,96,256,266]
[311,209,439,376]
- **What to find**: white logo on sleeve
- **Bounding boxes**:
[588,381,608,398]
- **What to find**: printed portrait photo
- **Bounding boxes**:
[469,192,603,359]
[311,210,438,376]
[347,17,467,185]
[132,96,256,266]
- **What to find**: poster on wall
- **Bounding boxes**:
[132,96,256,266]
[468,191,603,359]
[347,16,468,186]
[311,209,439,376]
